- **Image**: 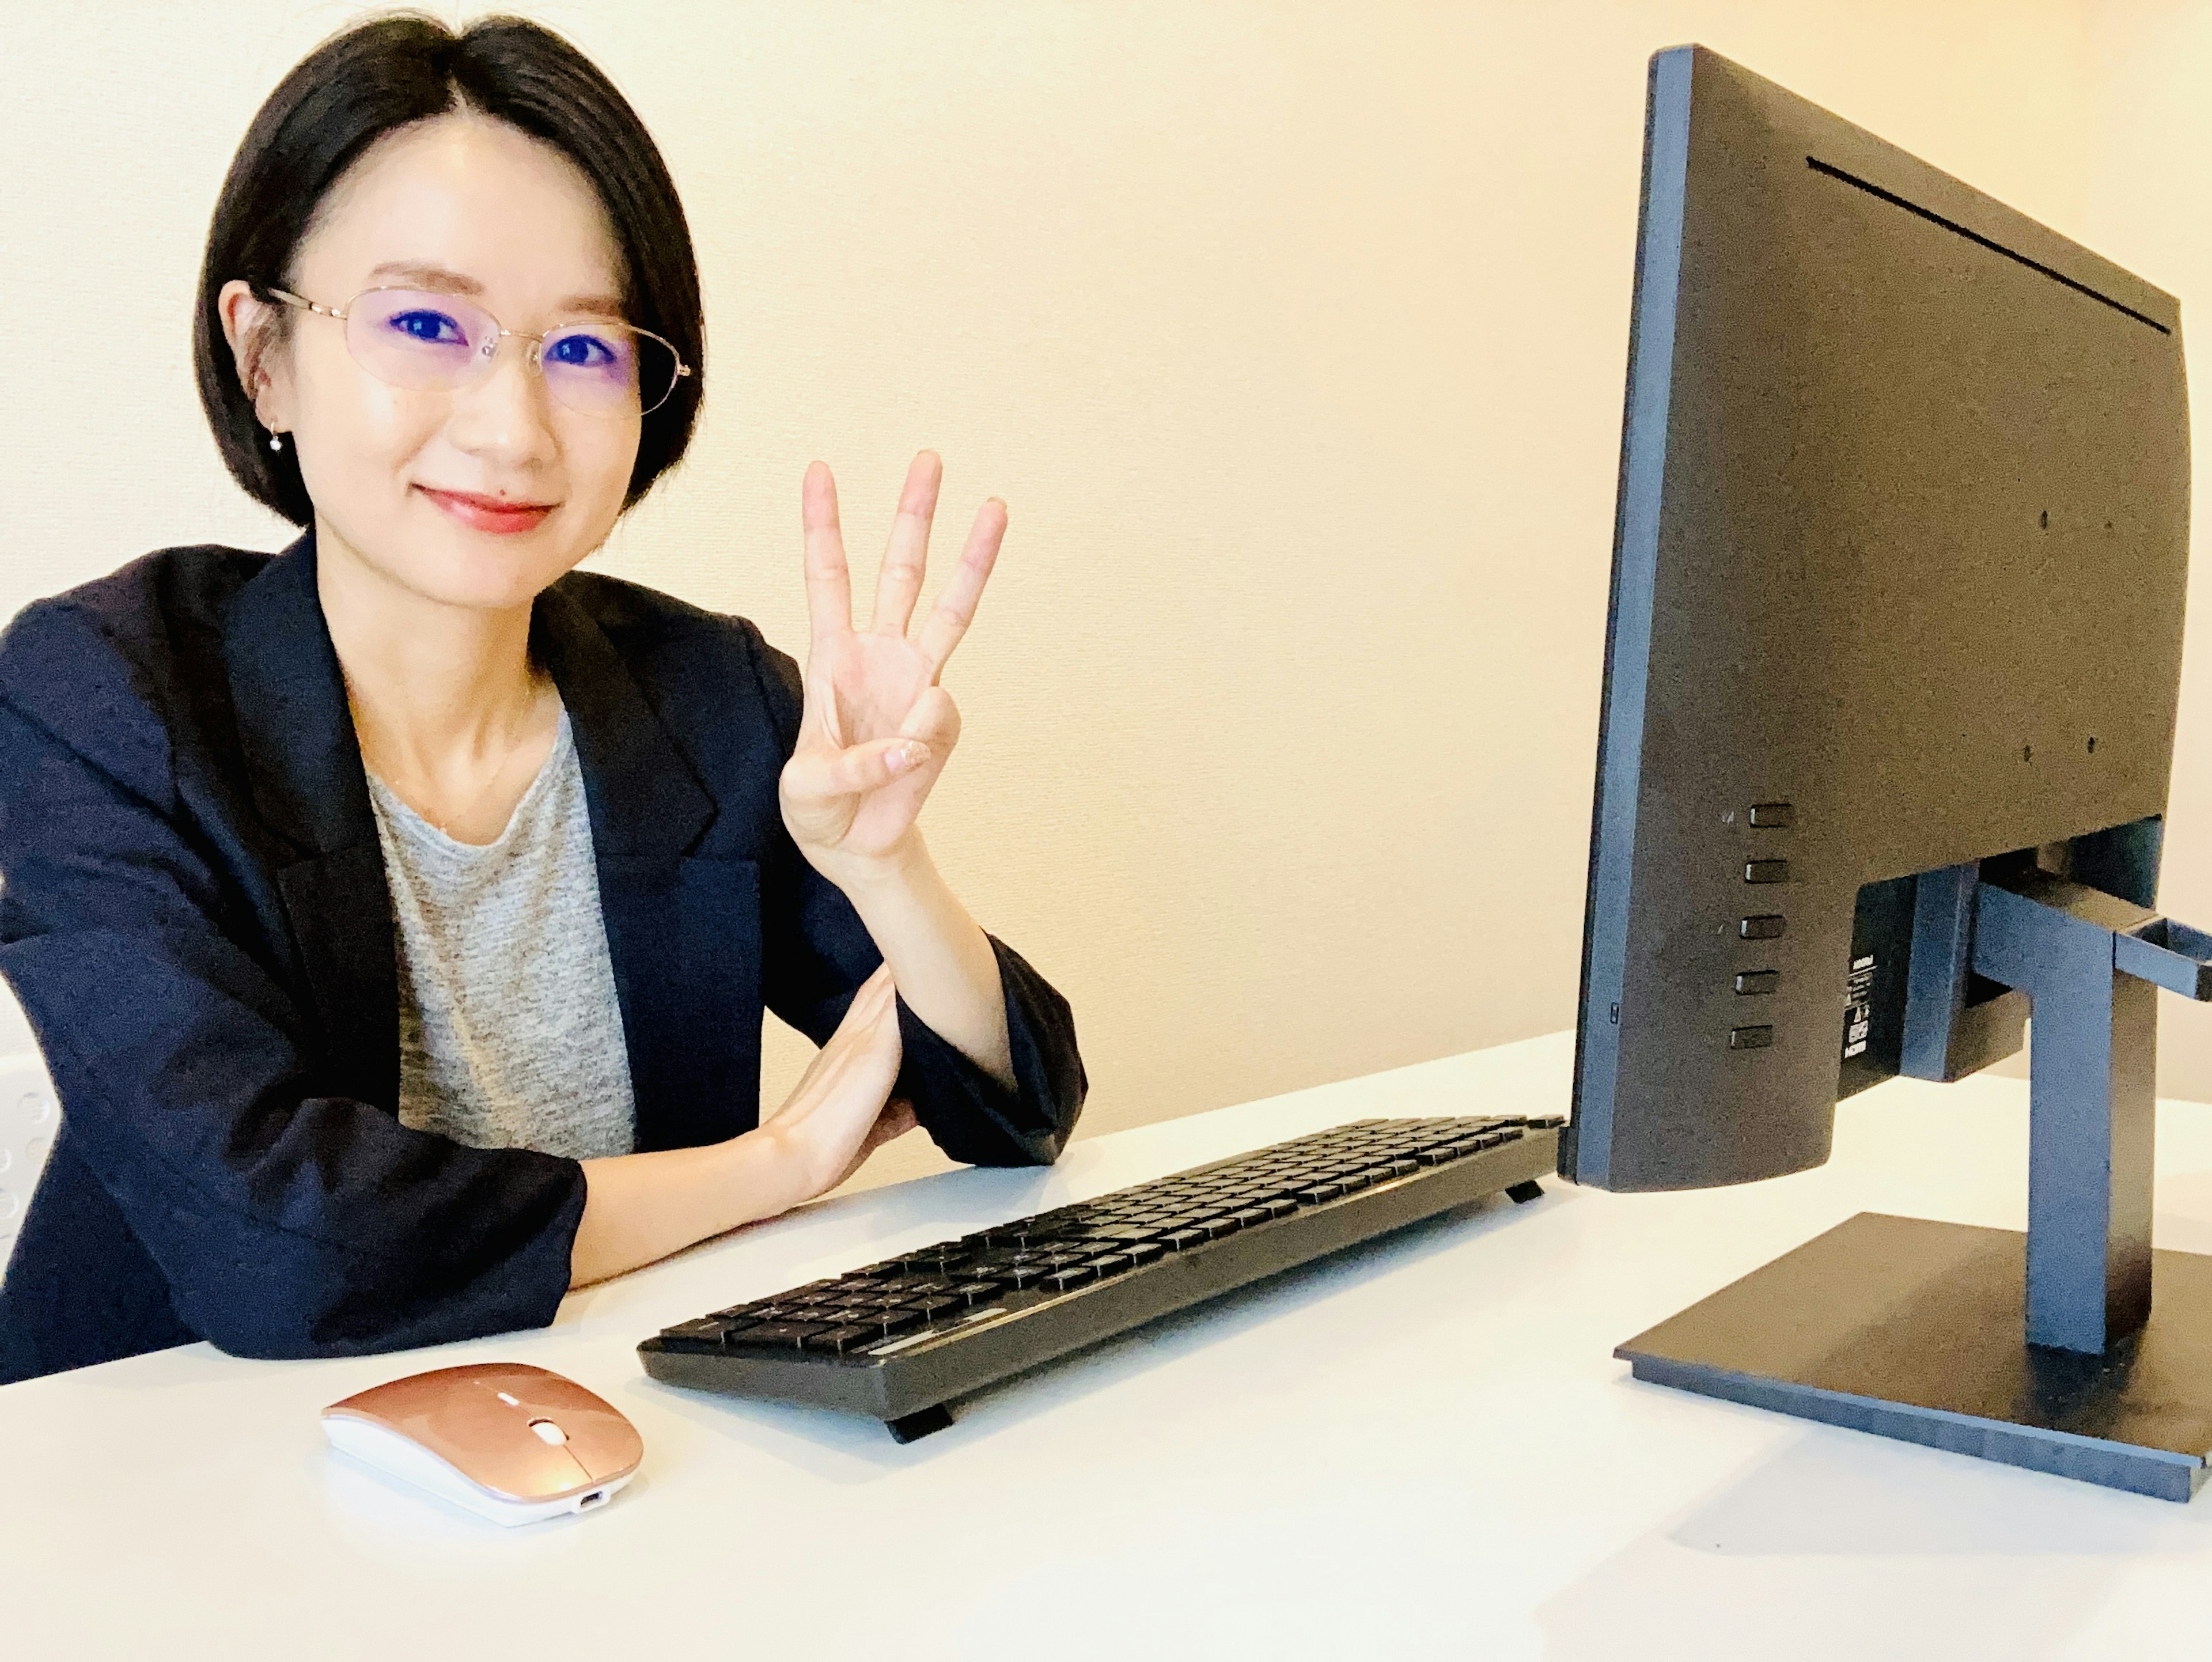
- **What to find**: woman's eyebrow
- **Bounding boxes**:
[554,292,626,317]
[365,260,483,293]
[363,261,626,316]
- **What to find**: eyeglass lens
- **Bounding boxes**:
[342,289,680,416]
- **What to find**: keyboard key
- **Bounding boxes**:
[1160,1229,1209,1251]
[1043,1266,1095,1291]
[1123,1241,1168,1266]
[662,1318,730,1346]
[802,1325,878,1354]
[1085,1254,1133,1275]
[950,1281,1002,1305]
[725,1323,826,1349]
[1231,1208,1273,1228]
[1297,1184,1342,1203]
[889,1250,952,1273]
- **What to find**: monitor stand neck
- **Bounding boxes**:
[1971,873,2212,1354]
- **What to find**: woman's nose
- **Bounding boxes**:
[443,333,559,465]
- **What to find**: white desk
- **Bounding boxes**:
[10,1031,2212,1660]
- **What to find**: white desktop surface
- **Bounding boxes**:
[10,1031,2212,1659]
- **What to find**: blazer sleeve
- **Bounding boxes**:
[741,625,1088,1167]
[0,603,587,1361]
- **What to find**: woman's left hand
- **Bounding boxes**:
[778,451,1004,890]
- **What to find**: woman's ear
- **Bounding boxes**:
[215,279,293,435]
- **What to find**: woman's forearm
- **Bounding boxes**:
[569,1133,801,1288]
[836,833,1016,1090]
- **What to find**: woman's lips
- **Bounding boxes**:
[416,486,556,534]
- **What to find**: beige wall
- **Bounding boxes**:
[10,1,2199,1191]
[2071,1,2212,1108]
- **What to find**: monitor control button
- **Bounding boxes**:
[1748,802,1794,828]
[1729,1025,1775,1050]
[1739,915,1785,941]
[1744,859,1790,884]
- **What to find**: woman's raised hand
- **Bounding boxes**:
[778,452,1005,889]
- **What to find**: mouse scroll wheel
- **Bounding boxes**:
[528,1418,569,1446]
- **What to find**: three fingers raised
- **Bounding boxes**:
[801,454,1003,675]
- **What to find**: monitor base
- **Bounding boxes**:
[1617,1212,2212,1501]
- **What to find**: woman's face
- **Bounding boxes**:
[222,113,641,614]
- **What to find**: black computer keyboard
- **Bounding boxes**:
[638,1113,1563,1440]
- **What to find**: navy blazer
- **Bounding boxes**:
[0,536,1085,1385]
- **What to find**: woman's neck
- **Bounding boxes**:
[315,521,560,841]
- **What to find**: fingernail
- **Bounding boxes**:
[889,740,929,773]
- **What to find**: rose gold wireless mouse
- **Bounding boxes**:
[322,1361,644,1527]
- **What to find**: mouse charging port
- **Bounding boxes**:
[579,1490,607,1509]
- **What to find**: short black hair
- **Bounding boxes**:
[194,12,704,527]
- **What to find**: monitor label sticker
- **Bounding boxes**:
[1843,955,1876,1059]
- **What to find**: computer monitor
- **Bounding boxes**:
[1566,46,2212,1500]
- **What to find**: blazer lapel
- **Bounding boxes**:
[535,584,760,1153]
[222,533,400,1112]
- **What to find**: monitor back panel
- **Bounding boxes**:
[1566,46,2189,1192]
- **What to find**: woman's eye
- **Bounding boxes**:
[388,310,465,344]
[548,331,622,368]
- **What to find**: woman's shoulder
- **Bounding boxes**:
[0,544,272,795]
[553,567,779,652]
[4,544,274,649]
[552,569,803,727]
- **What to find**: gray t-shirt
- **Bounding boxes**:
[365,708,637,1160]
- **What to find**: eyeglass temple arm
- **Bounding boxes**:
[263,287,344,320]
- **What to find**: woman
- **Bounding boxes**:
[0,14,1084,1384]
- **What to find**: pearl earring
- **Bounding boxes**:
[268,431,284,453]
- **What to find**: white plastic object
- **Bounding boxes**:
[323,1415,634,1528]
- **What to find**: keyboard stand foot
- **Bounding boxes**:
[885,1404,954,1443]
[1505,1179,1545,1205]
